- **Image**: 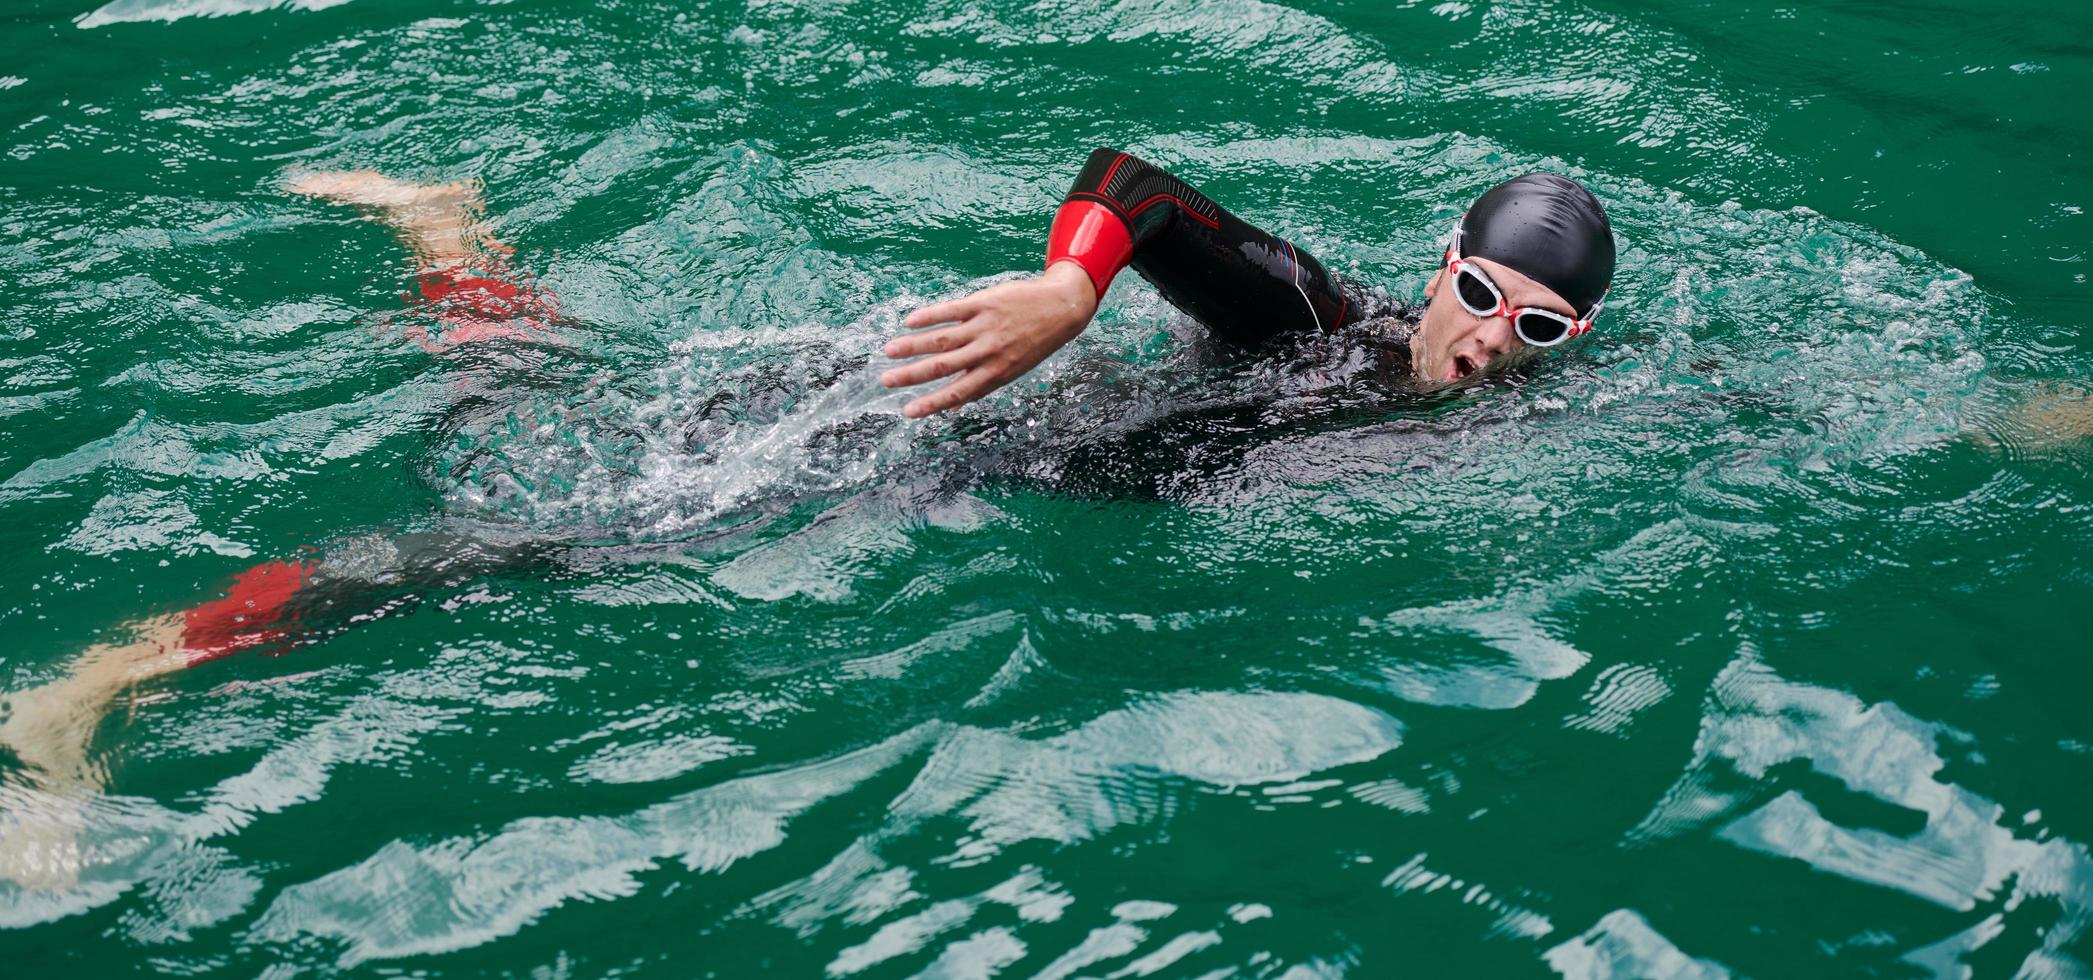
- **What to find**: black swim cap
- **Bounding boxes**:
[1457,173,1615,318]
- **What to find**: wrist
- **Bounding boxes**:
[1044,260,1099,309]
[1043,261,1101,339]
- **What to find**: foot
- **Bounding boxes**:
[0,616,182,789]
[288,170,500,267]
[288,169,481,211]
[0,617,182,891]
[0,678,110,785]
[0,681,110,892]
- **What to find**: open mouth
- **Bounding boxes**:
[1449,353,1479,381]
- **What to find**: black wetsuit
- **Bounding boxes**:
[1054,147,1410,347]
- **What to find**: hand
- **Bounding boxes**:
[882,262,1100,418]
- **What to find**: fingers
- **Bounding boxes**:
[904,296,984,329]
[904,367,1004,419]
[883,323,972,360]
[880,345,984,389]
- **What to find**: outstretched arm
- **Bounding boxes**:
[883,147,1363,417]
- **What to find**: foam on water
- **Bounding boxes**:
[75,0,356,30]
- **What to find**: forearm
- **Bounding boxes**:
[1046,147,1356,346]
[886,147,1360,417]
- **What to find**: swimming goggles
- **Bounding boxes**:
[1441,226,1599,347]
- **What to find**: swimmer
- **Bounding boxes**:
[880,147,1617,417]
[6,154,2083,890]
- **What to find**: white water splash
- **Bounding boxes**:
[77,0,357,29]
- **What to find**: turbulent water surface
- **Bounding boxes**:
[3,0,2091,975]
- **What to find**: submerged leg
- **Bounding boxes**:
[1,174,564,889]
[0,614,186,889]
[292,170,560,349]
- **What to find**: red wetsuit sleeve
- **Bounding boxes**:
[1047,199,1135,301]
[181,559,318,667]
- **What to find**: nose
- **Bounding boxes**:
[1473,311,1521,357]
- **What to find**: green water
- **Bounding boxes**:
[4,0,2091,974]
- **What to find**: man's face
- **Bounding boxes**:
[1412,256,1578,384]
